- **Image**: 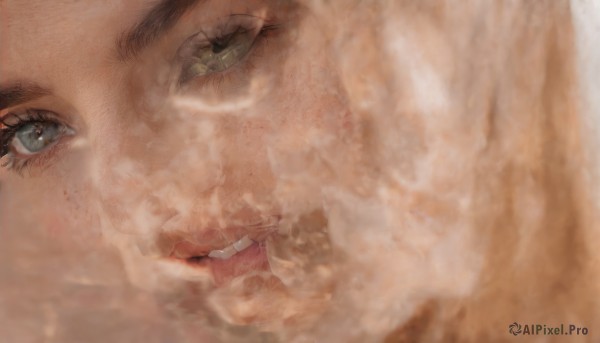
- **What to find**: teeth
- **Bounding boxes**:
[233,235,253,252]
[208,235,254,260]
[208,245,237,260]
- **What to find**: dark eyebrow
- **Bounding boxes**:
[0,83,49,112]
[116,0,203,62]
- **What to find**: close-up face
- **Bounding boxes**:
[2,0,600,342]
[0,0,365,339]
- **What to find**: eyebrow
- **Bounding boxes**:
[116,0,203,62]
[0,83,49,112]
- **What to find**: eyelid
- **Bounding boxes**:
[177,14,269,52]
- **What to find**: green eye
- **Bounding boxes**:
[182,28,255,82]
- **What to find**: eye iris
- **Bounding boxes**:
[189,30,254,77]
[15,122,61,153]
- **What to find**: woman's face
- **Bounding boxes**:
[0,0,367,332]
[1,0,489,339]
[3,0,596,341]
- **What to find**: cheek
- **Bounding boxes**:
[45,183,99,242]
[90,139,213,234]
[92,162,175,237]
[0,174,100,247]
[40,209,68,237]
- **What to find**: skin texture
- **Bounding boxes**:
[1,0,599,342]
[0,0,353,339]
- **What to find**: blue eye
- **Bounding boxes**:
[0,110,75,172]
[0,112,74,160]
[13,121,66,155]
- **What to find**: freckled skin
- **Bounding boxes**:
[0,0,356,335]
[1,0,599,342]
[0,2,347,237]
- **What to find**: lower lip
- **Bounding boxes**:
[205,243,270,286]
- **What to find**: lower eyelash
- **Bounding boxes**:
[1,139,67,176]
[1,150,36,175]
[1,154,29,174]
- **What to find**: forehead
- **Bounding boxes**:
[0,0,149,85]
[0,0,146,41]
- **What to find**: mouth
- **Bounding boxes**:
[165,216,280,285]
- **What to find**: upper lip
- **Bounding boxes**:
[161,215,280,260]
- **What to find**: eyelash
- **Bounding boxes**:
[0,110,68,174]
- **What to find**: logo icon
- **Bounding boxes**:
[509,322,522,336]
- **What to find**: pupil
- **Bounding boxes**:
[212,42,227,54]
[211,32,236,54]
[34,124,44,140]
